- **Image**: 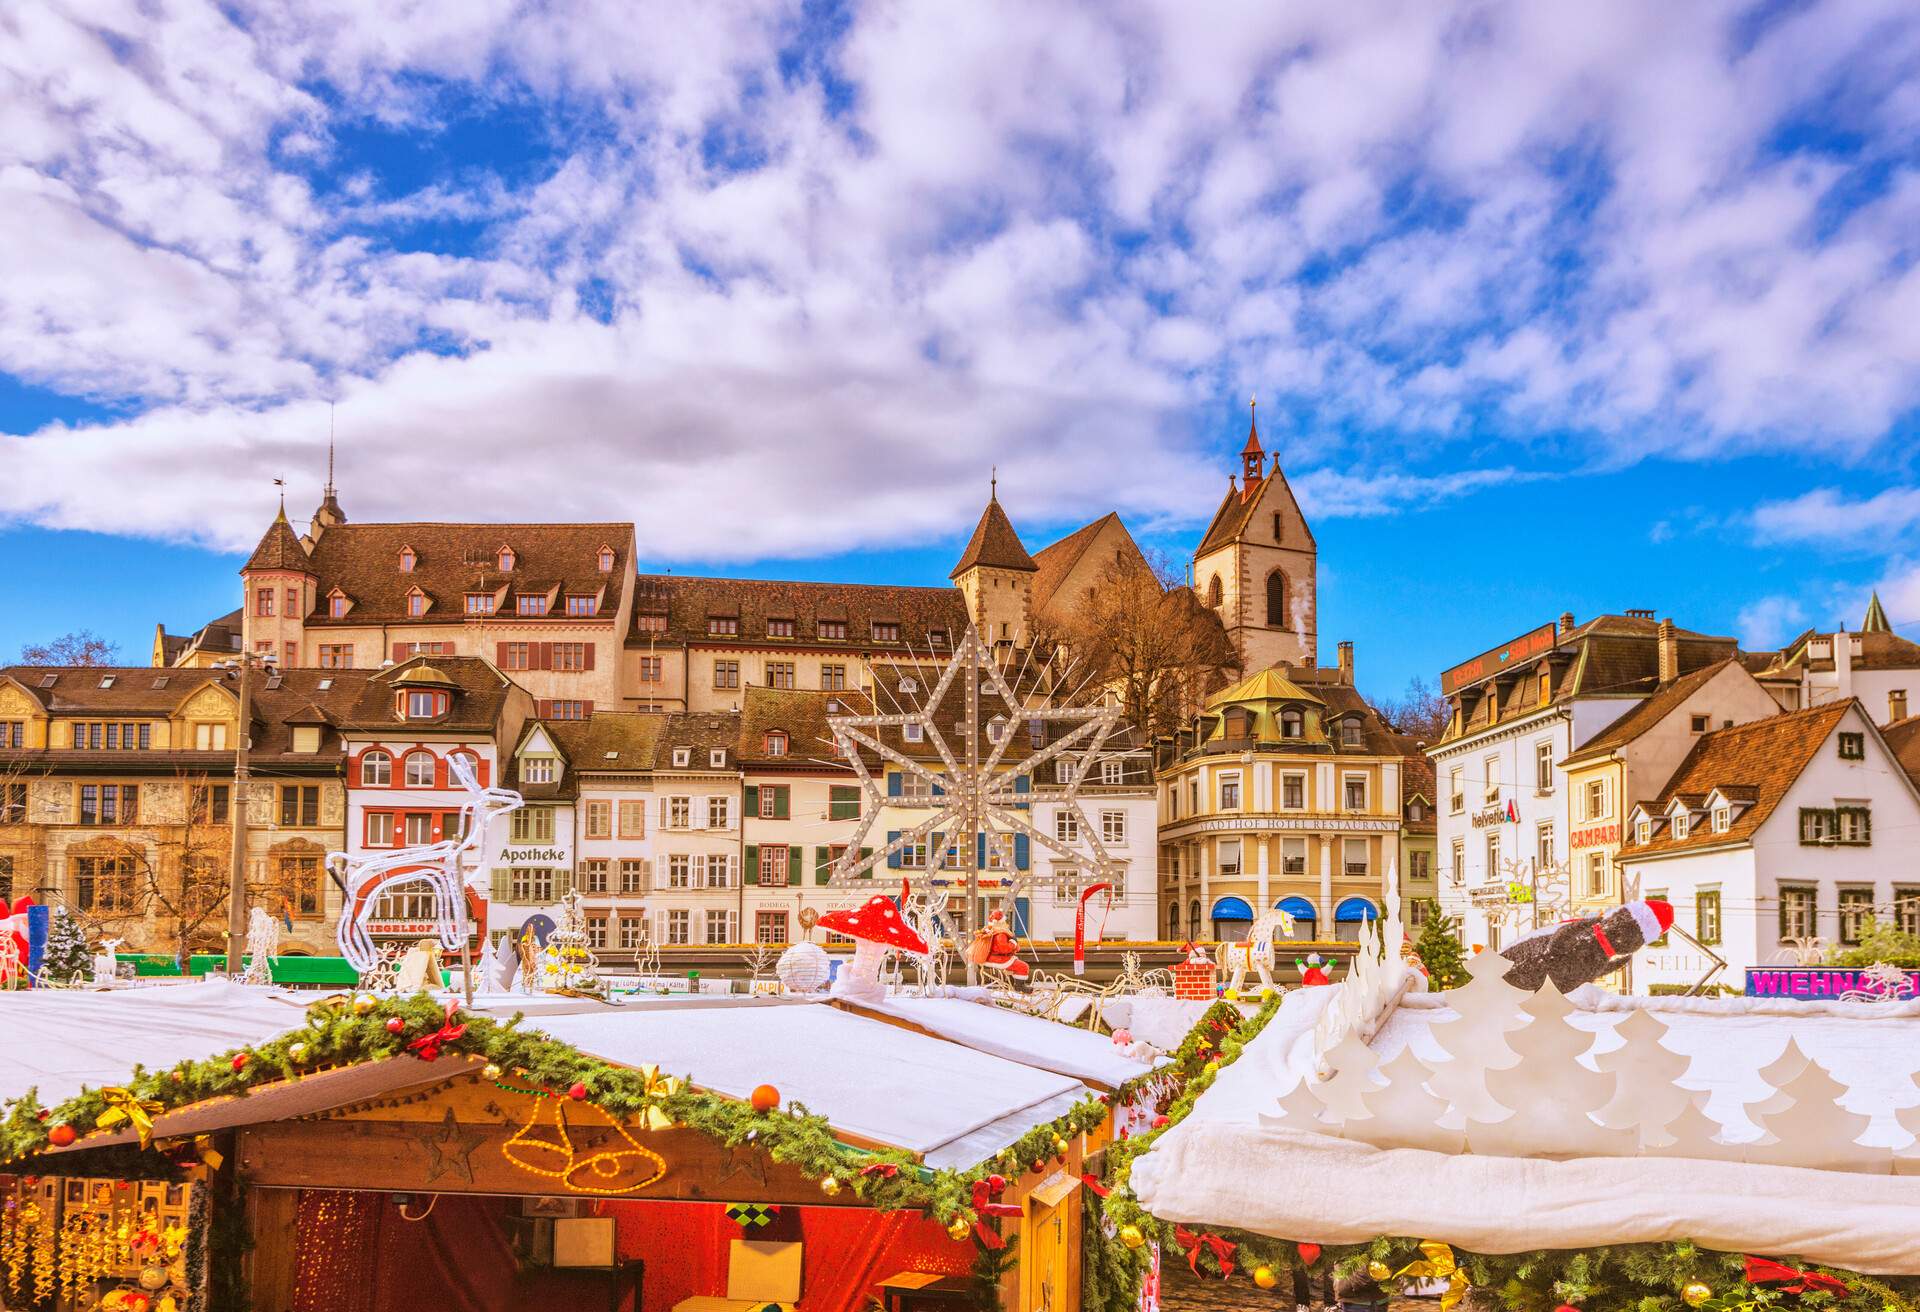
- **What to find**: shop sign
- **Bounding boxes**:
[1468,883,1510,907]
[502,842,572,868]
[1570,823,1618,847]
[1745,967,1920,999]
[1441,622,1558,695]
[1506,883,1533,904]
[1178,816,1398,834]
[1471,801,1517,828]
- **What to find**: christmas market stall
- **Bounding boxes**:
[1091,903,1920,1312]
[3,990,1168,1312]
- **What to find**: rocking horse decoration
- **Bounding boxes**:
[328,753,524,982]
[1222,907,1295,996]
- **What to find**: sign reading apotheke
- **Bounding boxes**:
[502,842,572,868]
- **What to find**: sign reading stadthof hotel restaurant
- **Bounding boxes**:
[1440,622,1559,696]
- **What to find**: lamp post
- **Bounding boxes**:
[223,653,261,973]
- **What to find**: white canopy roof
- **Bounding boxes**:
[867,996,1159,1088]
[1131,983,1920,1273]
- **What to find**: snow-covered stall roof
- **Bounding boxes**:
[0,981,311,1107]
[1130,956,1920,1274]
[864,996,1160,1088]
[530,1000,1093,1168]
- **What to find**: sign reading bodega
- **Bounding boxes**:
[1440,622,1559,696]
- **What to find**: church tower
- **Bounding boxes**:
[950,477,1038,648]
[1191,401,1318,672]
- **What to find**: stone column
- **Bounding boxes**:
[1255,836,1270,915]
[1199,842,1212,935]
[1319,835,1334,927]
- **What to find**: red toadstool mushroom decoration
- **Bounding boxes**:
[818,881,929,1002]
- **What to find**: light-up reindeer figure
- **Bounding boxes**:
[328,753,523,986]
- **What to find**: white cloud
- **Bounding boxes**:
[1736,595,1808,650]
[2,0,1920,564]
[1750,487,1920,548]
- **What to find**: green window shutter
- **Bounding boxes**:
[859,846,873,877]
[815,846,830,885]
[788,845,803,885]
[490,869,511,902]
[744,784,759,815]
[775,787,791,819]
[745,845,759,882]
[553,868,572,898]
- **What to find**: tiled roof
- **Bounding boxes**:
[1884,715,1920,791]
[949,497,1037,577]
[546,713,667,772]
[1561,659,1737,764]
[337,656,515,733]
[244,509,311,573]
[1030,513,1150,616]
[657,712,742,768]
[1620,702,1851,858]
[1781,629,1920,673]
[1192,440,1315,559]
[3,666,222,714]
[630,574,966,650]
[294,522,631,626]
[737,686,873,770]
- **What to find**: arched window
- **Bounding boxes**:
[360,750,392,786]
[1266,570,1288,626]
[1187,899,1202,941]
[1167,904,1180,939]
[404,751,437,788]
[1206,574,1223,608]
[447,750,480,788]
[1280,708,1304,738]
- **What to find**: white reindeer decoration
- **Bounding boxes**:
[327,754,523,980]
[1223,908,1295,995]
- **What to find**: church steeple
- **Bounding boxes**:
[310,407,348,539]
[1240,395,1264,491]
[1862,590,1892,634]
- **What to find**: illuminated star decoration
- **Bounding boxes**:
[825,623,1126,913]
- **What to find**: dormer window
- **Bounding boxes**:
[1340,719,1361,746]
[402,690,448,719]
[327,590,348,619]
[1671,812,1690,840]
[406,588,427,618]
[899,677,919,694]
[819,620,847,640]
[399,547,416,572]
[873,622,901,643]
[672,747,691,767]
[986,716,1007,744]
[1712,806,1730,833]
[708,617,739,636]
[764,731,788,757]
[597,546,614,572]
[1636,819,1651,844]
[927,629,949,647]
[523,758,554,784]
[767,619,794,638]
[709,749,726,768]
[1280,708,1304,739]
[566,595,597,616]
[516,594,549,616]
[497,546,515,572]
[466,593,496,614]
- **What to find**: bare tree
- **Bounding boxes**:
[1047,549,1239,741]
[18,630,120,666]
[1369,674,1450,743]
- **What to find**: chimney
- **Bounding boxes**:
[1558,611,1576,636]
[1834,623,1853,699]
[1337,640,1354,683]
[1657,618,1678,684]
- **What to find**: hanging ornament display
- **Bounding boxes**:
[774,941,830,994]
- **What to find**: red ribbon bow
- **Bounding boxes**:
[1745,1256,1850,1296]
[407,1001,467,1062]
[1079,1173,1110,1198]
[858,1163,899,1180]
[1173,1225,1236,1279]
[970,1179,1022,1218]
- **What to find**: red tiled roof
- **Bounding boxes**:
[950,497,1037,577]
[630,574,965,651]
[1561,659,1738,764]
[1884,715,1920,792]
[244,510,310,573]
[1029,513,1153,618]
[337,656,517,733]
[1621,702,1851,858]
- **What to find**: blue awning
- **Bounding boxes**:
[1335,897,1381,922]
[1210,896,1254,922]
[1275,896,1316,919]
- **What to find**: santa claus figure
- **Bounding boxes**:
[967,908,1029,979]
[1295,952,1333,987]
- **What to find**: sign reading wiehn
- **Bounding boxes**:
[1440,622,1559,696]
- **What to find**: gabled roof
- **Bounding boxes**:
[1621,702,1853,858]
[242,508,312,573]
[1884,715,1920,793]
[950,496,1037,577]
[545,712,668,771]
[1029,512,1152,616]
[630,575,965,649]
[339,656,515,733]
[1192,425,1316,559]
[737,685,873,769]
[1561,659,1740,765]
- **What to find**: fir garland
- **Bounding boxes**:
[1086,995,1920,1312]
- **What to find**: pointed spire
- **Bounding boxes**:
[244,499,312,573]
[1240,395,1264,493]
[1242,394,1263,456]
[1863,590,1892,634]
[950,484,1037,579]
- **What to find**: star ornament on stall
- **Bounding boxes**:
[824,623,1126,898]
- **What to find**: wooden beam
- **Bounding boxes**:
[246,1186,299,1310]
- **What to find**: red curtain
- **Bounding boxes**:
[291,1191,973,1312]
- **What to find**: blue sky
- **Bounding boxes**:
[4,1,1920,699]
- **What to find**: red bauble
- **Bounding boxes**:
[47,1125,75,1148]
[750,1084,780,1113]
[385,1017,406,1035]
[1297,1242,1321,1265]
[1555,1305,1579,1312]
[231,1053,250,1072]
[1151,1115,1170,1129]
[567,1082,588,1101]
[986,1174,1006,1196]
[33,1110,47,1122]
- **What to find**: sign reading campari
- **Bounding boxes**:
[502,842,572,868]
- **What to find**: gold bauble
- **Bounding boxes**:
[819,1177,841,1197]
[1252,1265,1277,1290]
[1118,1224,1145,1250]
[482,1063,503,1080]
[1223,988,1240,1001]
[287,1042,308,1063]
[947,1217,972,1241]
[1052,1136,1068,1153]
[1681,1281,1712,1307]
[1367,1260,1392,1282]
[351,994,376,1016]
